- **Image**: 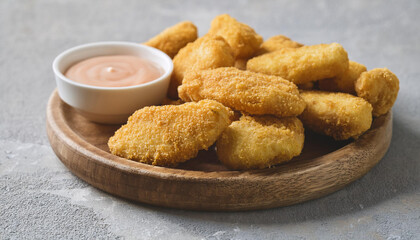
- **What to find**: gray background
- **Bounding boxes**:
[1,0,419,239]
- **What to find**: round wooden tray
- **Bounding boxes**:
[46,90,392,211]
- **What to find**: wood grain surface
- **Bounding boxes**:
[46,90,393,211]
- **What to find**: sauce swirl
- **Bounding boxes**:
[65,55,163,87]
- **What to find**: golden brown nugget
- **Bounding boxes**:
[208,14,263,59]
[318,60,367,94]
[355,68,399,117]
[299,90,373,140]
[178,67,306,117]
[234,58,248,70]
[247,43,349,84]
[144,21,198,59]
[168,35,235,99]
[108,100,232,166]
[255,35,303,56]
[216,115,304,170]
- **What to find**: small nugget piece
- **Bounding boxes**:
[234,58,248,70]
[168,35,235,99]
[108,100,232,166]
[208,14,263,59]
[144,21,198,58]
[217,115,305,170]
[299,90,373,140]
[355,68,399,117]
[247,43,349,84]
[318,60,367,94]
[178,67,306,117]
[256,35,303,56]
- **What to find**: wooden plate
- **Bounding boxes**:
[46,90,392,211]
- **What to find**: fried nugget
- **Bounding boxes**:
[216,115,304,170]
[178,67,306,117]
[207,14,263,59]
[168,35,235,99]
[255,35,303,56]
[108,100,233,166]
[318,60,367,94]
[299,90,373,140]
[355,68,399,117]
[144,21,198,59]
[247,43,349,84]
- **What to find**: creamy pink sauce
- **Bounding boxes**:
[65,55,163,87]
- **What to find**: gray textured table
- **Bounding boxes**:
[1,0,419,239]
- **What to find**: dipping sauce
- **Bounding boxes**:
[65,55,163,87]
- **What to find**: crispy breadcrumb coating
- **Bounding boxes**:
[355,68,399,117]
[207,14,263,59]
[144,21,198,59]
[216,115,305,170]
[108,100,233,166]
[299,90,373,140]
[247,43,349,84]
[168,35,235,99]
[178,67,306,117]
[318,60,367,94]
[255,35,303,56]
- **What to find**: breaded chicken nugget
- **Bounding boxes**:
[108,100,233,166]
[168,35,235,99]
[178,67,306,117]
[208,14,263,59]
[216,115,305,170]
[299,90,373,140]
[255,35,303,56]
[144,21,198,59]
[318,60,367,94]
[355,68,399,117]
[247,43,349,84]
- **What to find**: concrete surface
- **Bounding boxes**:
[1,0,419,239]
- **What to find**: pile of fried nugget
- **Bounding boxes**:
[108,14,399,170]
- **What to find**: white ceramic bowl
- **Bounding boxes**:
[52,41,173,124]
